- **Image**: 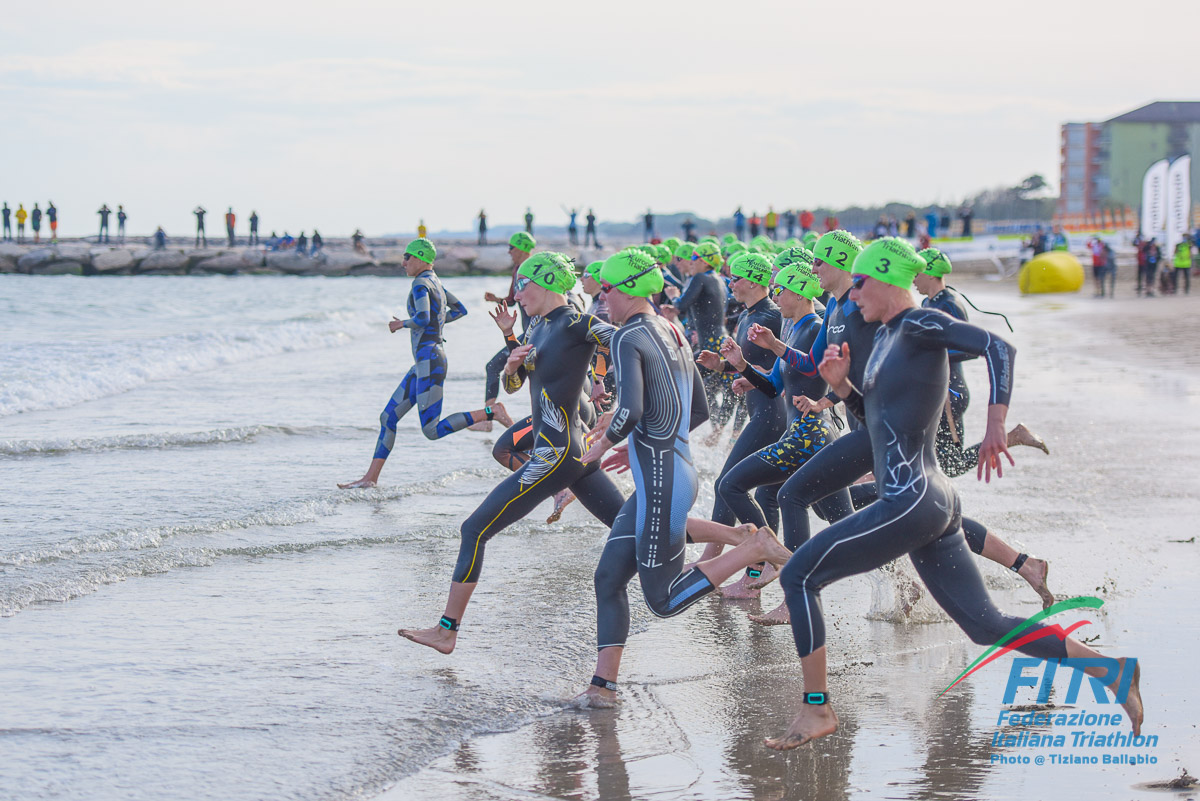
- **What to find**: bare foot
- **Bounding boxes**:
[1008,423,1049,454]
[749,600,790,626]
[572,686,619,709]
[732,522,757,544]
[490,402,514,428]
[764,704,839,750]
[1112,657,1144,736]
[752,527,793,570]
[720,574,761,599]
[897,575,923,618]
[468,420,494,432]
[546,489,577,523]
[397,625,456,654]
[1018,557,1055,610]
[337,478,376,489]
[746,561,779,590]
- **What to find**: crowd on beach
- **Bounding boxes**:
[331,226,1146,750]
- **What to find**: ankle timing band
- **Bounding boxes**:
[1010,553,1029,574]
[803,691,829,705]
[438,616,459,631]
[484,406,495,421]
[590,675,618,692]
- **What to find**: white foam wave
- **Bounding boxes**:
[0,309,380,417]
[0,424,351,456]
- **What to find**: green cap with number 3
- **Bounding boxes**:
[814,230,863,272]
[852,237,924,290]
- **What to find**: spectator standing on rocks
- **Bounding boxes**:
[47,202,58,243]
[749,212,761,238]
[312,230,324,254]
[193,206,207,248]
[352,229,366,254]
[96,204,110,243]
[823,214,838,232]
[765,206,778,240]
[733,206,746,241]
[154,226,167,249]
[249,211,259,245]
[585,208,599,247]
[117,205,127,242]
[799,209,814,234]
[524,207,534,235]
[783,209,796,239]
[15,204,27,243]
[644,208,655,241]
[682,217,696,242]
[566,208,579,245]
[2,203,10,241]
[959,205,974,237]
[297,231,308,256]
[30,203,42,244]
[477,209,487,245]
[225,208,236,246]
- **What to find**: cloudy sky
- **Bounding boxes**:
[2,0,1196,237]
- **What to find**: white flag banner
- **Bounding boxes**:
[1166,155,1192,255]
[1141,159,1169,241]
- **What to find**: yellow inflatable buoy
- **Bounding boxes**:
[1018,252,1085,294]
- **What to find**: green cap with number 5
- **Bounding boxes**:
[814,230,863,272]
[852,237,924,290]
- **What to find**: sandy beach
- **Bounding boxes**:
[2,272,1197,801]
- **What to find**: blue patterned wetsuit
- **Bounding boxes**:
[593,313,713,647]
[780,308,1067,661]
[716,311,836,549]
[373,270,475,458]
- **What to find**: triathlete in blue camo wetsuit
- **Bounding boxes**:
[578,250,793,708]
[399,252,628,655]
[766,238,1142,751]
[339,239,509,489]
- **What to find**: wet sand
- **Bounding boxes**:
[379,276,1200,801]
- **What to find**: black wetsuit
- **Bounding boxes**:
[922,288,981,477]
[717,311,834,548]
[780,308,1067,661]
[774,290,879,547]
[484,266,532,402]
[673,269,734,426]
[710,296,786,528]
[593,313,714,648]
[453,306,625,583]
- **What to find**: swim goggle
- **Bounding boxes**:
[769,284,786,297]
[600,263,659,293]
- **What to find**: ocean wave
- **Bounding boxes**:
[0,424,357,457]
[0,308,383,417]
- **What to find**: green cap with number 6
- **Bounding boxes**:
[852,237,924,290]
[814,230,862,272]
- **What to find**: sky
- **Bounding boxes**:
[2,0,1197,238]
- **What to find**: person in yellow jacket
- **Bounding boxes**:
[15,204,27,243]
[1172,239,1192,295]
[765,206,779,240]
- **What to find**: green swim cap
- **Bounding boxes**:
[802,231,818,250]
[404,238,436,264]
[784,237,801,248]
[674,242,696,260]
[852,237,924,290]
[722,233,739,245]
[774,246,814,273]
[722,241,748,259]
[662,237,682,254]
[653,244,672,264]
[599,250,664,298]
[518,251,577,293]
[508,231,536,253]
[774,264,823,299]
[918,247,952,278]
[633,244,656,257]
[729,253,773,287]
[700,235,719,244]
[692,241,722,269]
[585,260,605,281]
[751,235,772,249]
[813,230,863,272]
